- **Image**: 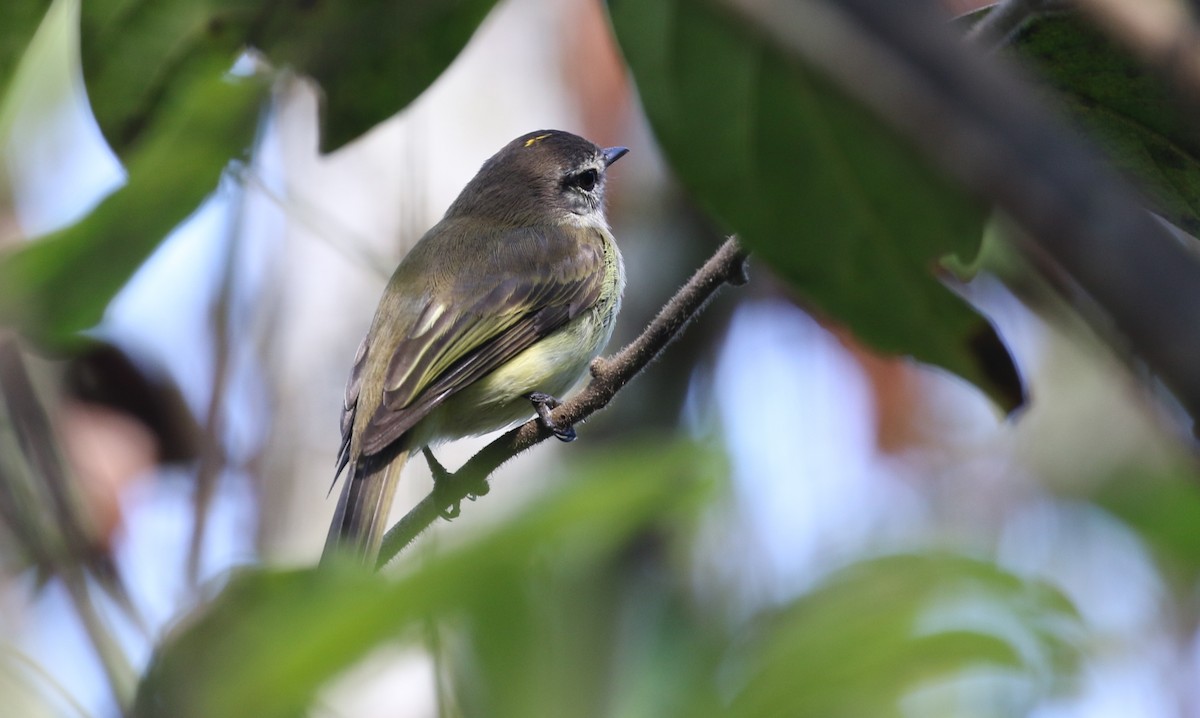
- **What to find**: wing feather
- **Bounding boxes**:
[343,222,607,462]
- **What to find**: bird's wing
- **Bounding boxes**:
[348,223,608,460]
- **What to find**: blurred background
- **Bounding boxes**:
[3,0,1200,716]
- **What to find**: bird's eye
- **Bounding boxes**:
[572,169,599,192]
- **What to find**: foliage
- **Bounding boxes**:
[609,0,1020,411]
[1005,12,1200,235]
[3,0,1200,716]
[133,443,1079,718]
[0,0,504,345]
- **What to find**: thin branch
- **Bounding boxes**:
[0,337,136,711]
[965,0,1071,49]
[2,646,96,718]
[375,236,750,568]
[186,181,243,587]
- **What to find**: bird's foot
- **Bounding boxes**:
[527,392,576,442]
[422,447,488,520]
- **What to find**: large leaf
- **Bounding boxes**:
[0,0,49,97]
[0,66,267,344]
[1005,12,1200,235]
[729,555,1081,718]
[132,441,722,718]
[80,0,501,156]
[78,0,258,155]
[609,0,1022,412]
[251,0,501,153]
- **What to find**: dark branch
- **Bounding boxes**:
[375,236,750,568]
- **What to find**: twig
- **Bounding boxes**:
[3,646,96,718]
[966,0,1071,49]
[185,180,242,587]
[0,337,136,710]
[375,236,750,568]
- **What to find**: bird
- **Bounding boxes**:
[323,130,629,565]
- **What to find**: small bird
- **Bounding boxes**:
[324,130,628,564]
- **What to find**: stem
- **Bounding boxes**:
[375,236,750,568]
[186,180,241,587]
[966,0,1070,49]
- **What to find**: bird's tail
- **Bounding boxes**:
[321,451,408,566]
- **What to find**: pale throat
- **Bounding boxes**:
[560,205,611,231]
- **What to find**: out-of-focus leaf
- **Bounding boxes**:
[0,0,48,96]
[727,555,1081,718]
[78,0,257,156]
[438,437,726,718]
[133,441,723,718]
[80,0,500,156]
[1095,466,1200,582]
[608,0,1023,412]
[0,0,75,214]
[0,67,266,345]
[251,0,501,153]
[1004,12,1200,235]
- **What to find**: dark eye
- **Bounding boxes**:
[572,169,598,192]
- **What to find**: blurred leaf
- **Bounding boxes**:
[0,0,74,213]
[727,555,1081,718]
[437,442,725,718]
[0,0,48,96]
[1095,466,1200,582]
[78,0,257,156]
[80,0,500,155]
[251,0,501,153]
[609,0,1023,412]
[1005,12,1200,235]
[0,68,266,345]
[133,441,723,718]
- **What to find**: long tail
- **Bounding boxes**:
[321,451,408,566]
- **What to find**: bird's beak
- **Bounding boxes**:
[602,146,629,167]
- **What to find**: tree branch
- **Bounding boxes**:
[375,236,750,569]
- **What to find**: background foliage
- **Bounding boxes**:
[3,0,1200,717]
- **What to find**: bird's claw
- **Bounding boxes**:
[424,447,488,520]
[528,392,577,442]
[423,447,460,520]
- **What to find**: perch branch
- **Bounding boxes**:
[375,236,750,569]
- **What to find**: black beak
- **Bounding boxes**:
[602,146,629,167]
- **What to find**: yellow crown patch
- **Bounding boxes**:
[524,133,553,148]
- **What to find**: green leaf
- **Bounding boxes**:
[133,441,723,718]
[609,0,1023,412]
[78,0,258,156]
[1007,13,1200,235]
[728,555,1081,718]
[0,67,267,345]
[1,0,75,209]
[251,0,502,153]
[79,0,501,156]
[1095,465,1200,583]
[0,0,49,97]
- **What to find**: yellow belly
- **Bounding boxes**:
[411,232,623,446]
[410,301,616,447]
